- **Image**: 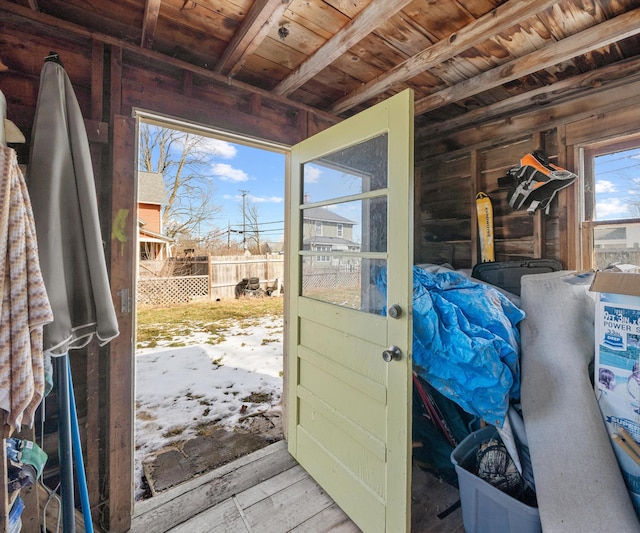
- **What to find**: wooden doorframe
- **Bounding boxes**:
[106,109,294,530]
[107,114,137,532]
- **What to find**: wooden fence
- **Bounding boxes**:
[137,254,285,305]
[301,269,360,291]
[593,248,640,271]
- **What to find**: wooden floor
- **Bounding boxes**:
[130,440,465,533]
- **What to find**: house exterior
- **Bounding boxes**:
[137,171,172,260]
[593,223,640,270]
[302,206,360,264]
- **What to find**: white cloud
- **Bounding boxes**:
[596,180,617,193]
[225,193,282,203]
[596,197,629,220]
[249,195,283,204]
[212,163,249,182]
[172,135,237,158]
[193,138,237,158]
[304,165,321,183]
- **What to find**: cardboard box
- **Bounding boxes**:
[591,271,640,515]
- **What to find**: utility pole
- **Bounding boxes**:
[239,189,249,252]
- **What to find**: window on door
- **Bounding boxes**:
[582,137,640,270]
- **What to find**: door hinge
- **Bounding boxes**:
[117,288,132,314]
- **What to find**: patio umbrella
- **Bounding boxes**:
[27,52,119,533]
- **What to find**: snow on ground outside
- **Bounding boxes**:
[134,315,283,499]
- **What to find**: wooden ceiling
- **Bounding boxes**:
[5,0,640,134]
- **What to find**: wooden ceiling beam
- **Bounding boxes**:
[329,0,560,115]
[419,76,640,163]
[141,0,162,49]
[423,55,640,136]
[273,0,414,97]
[414,7,640,116]
[214,0,291,77]
[0,0,339,124]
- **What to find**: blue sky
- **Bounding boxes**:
[595,148,640,220]
[158,130,366,245]
[178,135,286,243]
[302,162,364,242]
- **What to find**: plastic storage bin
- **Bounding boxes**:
[450,425,541,533]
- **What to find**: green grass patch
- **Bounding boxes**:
[241,392,273,403]
[194,422,217,436]
[162,426,187,438]
[137,298,283,324]
[136,298,283,345]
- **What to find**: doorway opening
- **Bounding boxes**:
[132,115,288,502]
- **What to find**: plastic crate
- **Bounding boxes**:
[450,425,541,533]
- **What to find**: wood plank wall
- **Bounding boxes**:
[414,82,640,271]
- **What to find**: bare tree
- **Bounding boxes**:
[245,202,263,254]
[139,123,223,240]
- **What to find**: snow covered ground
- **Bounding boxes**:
[134,315,284,499]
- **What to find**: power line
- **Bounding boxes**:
[228,220,284,228]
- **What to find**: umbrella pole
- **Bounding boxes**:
[54,353,76,533]
[68,361,94,533]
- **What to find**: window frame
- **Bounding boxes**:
[581,135,640,269]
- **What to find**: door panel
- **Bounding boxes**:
[288,90,414,533]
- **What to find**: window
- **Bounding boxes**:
[337,223,343,238]
[315,221,322,236]
[316,245,331,262]
[583,137,640,270]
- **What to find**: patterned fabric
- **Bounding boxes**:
[0,146,53,431]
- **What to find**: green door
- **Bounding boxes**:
[287,90,414,533]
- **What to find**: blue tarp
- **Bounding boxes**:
[378,266,525,427]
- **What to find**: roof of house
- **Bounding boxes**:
[594,227,627,240]
[303,206,356,225]
[264,241,285,253]
[138,171,167,205]
[303,236,360,247]
[139,226,173,243]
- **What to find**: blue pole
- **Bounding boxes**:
[53,354,75,533]
[67,361,94,533]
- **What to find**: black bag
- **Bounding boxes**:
[471,259,562,296]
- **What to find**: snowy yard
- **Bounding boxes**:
[134,311,284,499]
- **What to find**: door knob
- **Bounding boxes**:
[382,345,402,362]
[388,304,402,319]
